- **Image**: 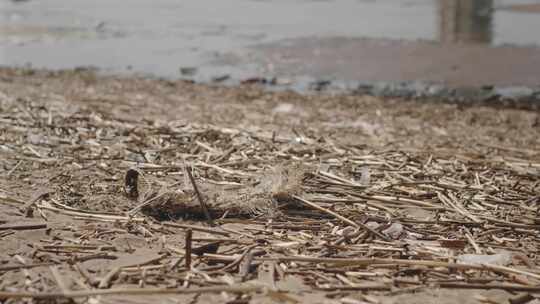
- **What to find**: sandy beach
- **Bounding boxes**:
[0,67,539,303]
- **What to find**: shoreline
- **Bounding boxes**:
[4,65,539,110]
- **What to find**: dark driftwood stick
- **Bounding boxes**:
[0,222,47,231]
[186,166,214,225]
[0,262,57,273]
[185,229,192,269]
[163,222,229,236]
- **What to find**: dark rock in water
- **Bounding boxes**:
[179,67,198,76]
[354,82,374,95]
[95,21,106,32]
[241,77,267,85]
[309,80,332,91]
[211,74,231,83]
[370,82,416,98]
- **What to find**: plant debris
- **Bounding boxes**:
[0,67,539,303]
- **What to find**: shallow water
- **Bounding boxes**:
[1,0,540,87]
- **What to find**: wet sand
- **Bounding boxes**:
[252,36,540,87]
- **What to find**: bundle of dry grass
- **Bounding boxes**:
[121,161,309,222]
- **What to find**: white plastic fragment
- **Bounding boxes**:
[457,251,513,266]
[360,166,371,186]
[382,223,404,239]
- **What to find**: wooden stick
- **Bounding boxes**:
[0,262,57,272]
[292,195,390,241]
[318,171,365,188]
[0,222,47,231]
[264,256,540,280]
[509,293,535,304]
[239,251,255,280]
[20,190,49,217]
[185,229,192,270]
[464,229,481,254]
[98,267,120,289]
[49,266,70,295]
[162,222,229,236]
[0,285,262,299]
[353,194,449,211]
[39,202,144,222]
[6,160,22,177]
[186,165,214,225]
[317,285,391,291]
[438,283,540,292]
[438,192,482,223]
[218,245,258,272]
[73,263,99,287]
